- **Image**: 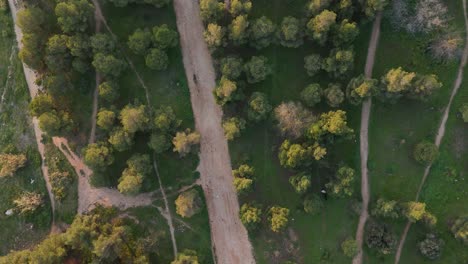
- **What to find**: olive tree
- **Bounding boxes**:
[244,56,272,83]
[277,16,304,48]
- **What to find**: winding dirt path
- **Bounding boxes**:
[394,1,468,263]
[7,0,57,232]
[353,12,382,264]
[173,0,255,263]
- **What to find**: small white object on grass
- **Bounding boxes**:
[5,209,14,216]
[30,179,35,184]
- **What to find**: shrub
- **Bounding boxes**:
[341,238,358,258]
[413,141,438,164]
[175,189,202,218]
[303,195,324,215]
[418,234,443,260]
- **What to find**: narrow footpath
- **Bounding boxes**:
[394,0,468,262]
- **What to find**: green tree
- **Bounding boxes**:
[460,103,468,122]
[92,53,127,77]
[175,189,202,218]
[249,16,276,49]
[277,16,304,48]
[90,33,116,54]
[220,56,243,80]
[371,198,400,219]
[200,0,224,22]
[301,83,322,107]
[244,56,271,83]
[29,93,54,117]
[333,19,359,46]
[268,206,289,233]
[403,202,430,223]
[307,0,332,15]
[145,48,169,70]
[450,215,468,245]
[55,0,94,33]
[278,140,311,169]
[204,23,226,51]
[233,177,253,194]
[154,106,181,132]
[275,102,315,139]
[362,0,388,18]
[17,7,46,34]
[97,109,116,131]
[309,110,353,140]
[98,81,119,103]
[324,83,344,107]
[38,111,62,135]
[171,249,199,264]
[19,33,45,70]
[341,238,358,258]
[128,28,152,54]
[326,166,355,197]
[411,74,442,100]
[119,104,151,133]
[0,154,27,177]
[223,117,246,141]
[84,142,114,169]
[152,24,178,49]
[45,35,71,72]
[380,67,416,100]
[232,164,254,178]
[172,129,200,157]
[214,77,238,105]
[418,234,443,260]
[108,127,134,152]
[229,0,252,16]
[240,203,262,230]
[148,133,171,154]
[13,192,43,215]
[303,194,324,215]
[67,34,90,58]
[247,92,272,122]
[229,15,250,46]
[289,174,311,194]
[365,221,397,255]
[43,74,73,97]
[413,141,438,165]
[118,154,151,195]
[304,54,322,77]
[322,48,354,78]
[346,75,378,105]
[306,10,337,45]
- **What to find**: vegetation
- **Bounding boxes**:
[175,189,202,218]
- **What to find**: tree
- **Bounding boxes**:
[249,16,276,49]
[43,74,73,97]
[430,33,463,62]
[247,92,272,122]
[414,141,438,164]
[289,174,311,194]
[204,23,226,51]
[118,154,151,195]
[214,77,238,105]
[90,33,116,54]
[380,67,416,100]
[29,93,54,117]
[144,0,171,8]
[45,35,71,72]
[152,24,178,49]
[175,189,202,218]
[333,19,359,46]
[460,103,468,123]
[120,104,151,133]
[362,0,388,18]
[240,203,262,230]
[277,16,304,48]
[83,142,114,169]
[229,0,252,16]
[403,202,429,222]
[55,0,94,33]
[97,109,116,131]
[0,154,27,177]
[17,7,46,34]
[275,102,315,139]
[233,177,253,194]
[450,215,468,245]
[171,249,199,264]
[38,111,62,135]
[268,206,289,232]
[232,164,254,178]
[223,117,246,140]
[306,10,337,45]
[309,110,353,140]
[365,221,397,255]
[418,234,443,260]
[67,34,90,58]
[371,198,400,219]
[98,81,119,103]
[341,238,358,258]
[200,0,224,22]
[148,133,171,154]
[244,56,271,83]
[172,129,201,157]
[301,83,322,107]
[128,28,152,55]
[326,166,355,197]
[154,106,181,132]
[411,74,442,100]
[92,53,126,77]
[232,164,254,193]
[303,194,324,215]
[13,192,43,214]
[145,48,169,70]
[108,127,134,152]
[324,83,344,107]
[346,75,378,104]
[322,48,354,78]
[220,56,243,80]
[278,140,311,169]
[307,0,332,15]
[304,54,322,77]
[19,33,45,70]
[229,15,250,46]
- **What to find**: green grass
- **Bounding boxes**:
[0,9,51,255]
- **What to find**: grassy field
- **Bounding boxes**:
[0,9,51,255]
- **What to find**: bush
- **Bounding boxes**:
[450,215,468,245]
[418,234,443,260]
[413,141,438,164]
[341,238,358,258]
[460,103,468,123]
[303,195,324,215]
[175,189,202,218]
[365,221,397,255]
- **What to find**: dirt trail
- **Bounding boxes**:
[173,0,255,263]
[0,45,15,112]
[353,12,382,264]
[7,0,57,232]
[394,1,468,263]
